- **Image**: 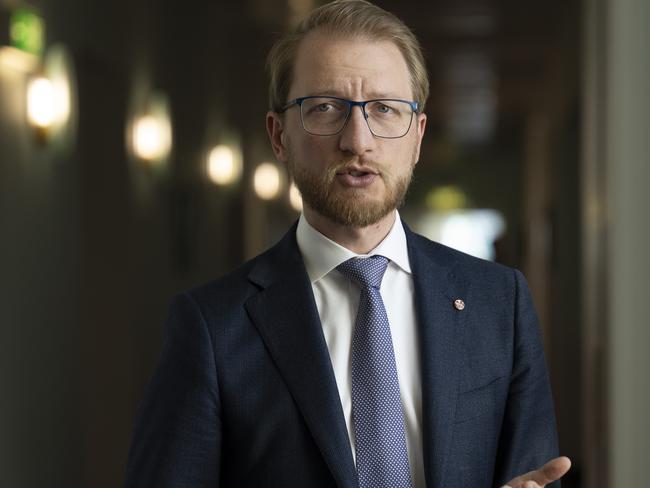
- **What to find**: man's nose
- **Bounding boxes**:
[339,106,375,155]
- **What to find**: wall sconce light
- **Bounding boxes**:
[0,6,44,72]
[26,75,54,128]
[132,114,171,161]
[128,92,172,164]
[289,183,303,212]
[207,144,242,186]
[253,162,283,200]
[24,44,77,146]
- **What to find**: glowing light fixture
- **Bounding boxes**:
[27,76,55,128]
[289,183,303,212]
[22,44,77,148]
[128,92,172,164]
[207,144,241,186]
[254,162,282,200]
[133,115,168,161]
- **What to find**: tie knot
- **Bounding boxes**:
[337,255,389,289]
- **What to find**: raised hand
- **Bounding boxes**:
[500,456,571,488]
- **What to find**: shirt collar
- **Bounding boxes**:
[296,210,412,284]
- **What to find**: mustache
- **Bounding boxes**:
[330,158,386,175]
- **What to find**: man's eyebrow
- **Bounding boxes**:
[304,90,407,100]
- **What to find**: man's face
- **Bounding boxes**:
[267,31,427,228]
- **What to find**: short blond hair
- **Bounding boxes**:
[266,0,429,112]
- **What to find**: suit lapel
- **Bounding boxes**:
[244,228,358,488]
[406,227,469,488]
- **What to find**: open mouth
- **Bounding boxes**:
[336,168,378,177]
[334,167,379,188]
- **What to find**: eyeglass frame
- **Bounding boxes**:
[278,95,421,139]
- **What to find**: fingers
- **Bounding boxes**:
[501,456,572,488]
[540,456,572,482]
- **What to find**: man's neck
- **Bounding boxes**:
[303,206,397,254]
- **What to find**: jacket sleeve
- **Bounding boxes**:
[124,293,221,487]
[492,269,560,487]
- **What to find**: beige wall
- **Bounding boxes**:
[584,0,650,485]
[605,0,650,485]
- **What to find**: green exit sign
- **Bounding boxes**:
[10,8,44,56]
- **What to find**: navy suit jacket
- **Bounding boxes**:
[125,223,559,487]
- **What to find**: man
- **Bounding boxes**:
[125,1,570,486]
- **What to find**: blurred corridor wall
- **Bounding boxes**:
[0,36,83,487]
[0,0,279,486]
[582,0,650,485]
[603,0,650,485]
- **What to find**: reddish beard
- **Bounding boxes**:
[287,157,415,228]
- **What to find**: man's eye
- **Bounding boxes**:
[376,104,393,114]
[316,103,332,112]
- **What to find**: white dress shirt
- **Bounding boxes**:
[296,211,425,488]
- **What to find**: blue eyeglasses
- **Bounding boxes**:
[279,96,420,139]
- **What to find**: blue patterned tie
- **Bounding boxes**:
[337,256,412,488]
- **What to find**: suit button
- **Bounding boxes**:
[454,299,465,311]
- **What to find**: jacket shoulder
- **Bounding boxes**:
[180,226,300,324]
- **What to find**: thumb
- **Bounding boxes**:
[501,456,572,487]
[539,456,572,483]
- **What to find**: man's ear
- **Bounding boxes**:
[413,112,427,165]
[266,111,288,163]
